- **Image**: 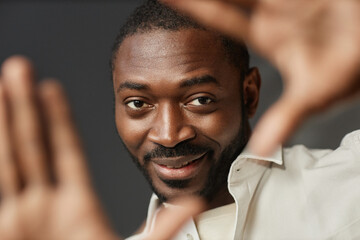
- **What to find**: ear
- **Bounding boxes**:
[243,67,261,118]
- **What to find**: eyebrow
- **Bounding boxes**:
[117,81,149,93]
[117,75,219,93]
[180,75,220,88]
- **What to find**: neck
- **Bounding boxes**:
[205,185,234,211]
[203,123,252,211]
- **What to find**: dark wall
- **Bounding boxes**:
[1,1,359,237]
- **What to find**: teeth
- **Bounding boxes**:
[166,161,191,169]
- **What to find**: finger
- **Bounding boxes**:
[161,0,251,41]
[219,0,258,8]
[39,80,90,187]
[1,56,48,186]
[0,82,19,195]
[162,0,258,9]
[145,197,205,240]
[248,91,309,156]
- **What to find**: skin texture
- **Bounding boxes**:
[113,29,260,209]
[0,57,117,240]
[0,56,205,240]
[161,0,360,156]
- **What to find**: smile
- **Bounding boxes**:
[151,153,207,180]
[164,159,198,169]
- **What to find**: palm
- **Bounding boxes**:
[0,56,204,240]
[162,0,360,155]
[0,186,111,240]
[51,188,104,239]
[0,57,116,240]
[250,0,360,106]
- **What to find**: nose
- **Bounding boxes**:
[147,103,196,148]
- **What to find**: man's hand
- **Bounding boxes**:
[161,0,360,156]
[0,56,119,240]
[0,56,204,240]
[144,197,205,240]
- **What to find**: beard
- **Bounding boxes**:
[126,125,248,203]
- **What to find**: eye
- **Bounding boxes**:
[187,97,214,106]
[126,100,152,110]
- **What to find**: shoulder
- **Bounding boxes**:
[265,129,360,209]
[270,129,360,209]
[340,129,360,152]
[282,129,360,170]
[257,130,360,236]
[250,130,360,238]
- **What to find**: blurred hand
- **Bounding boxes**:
[144,197,205,240]
[161,0,360,156]
[0,56,204,240]
[0,56,119,240]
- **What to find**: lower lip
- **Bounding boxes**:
[152,154,206,180]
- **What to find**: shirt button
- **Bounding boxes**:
[186,233,194,240]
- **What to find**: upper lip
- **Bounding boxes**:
[151,153,206,167]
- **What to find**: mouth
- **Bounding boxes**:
[151,153,207,180]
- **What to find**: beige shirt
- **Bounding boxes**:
[127,130,360,240]
[195,203,236,240]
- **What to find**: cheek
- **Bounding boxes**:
[191,106,243,147]
[115,108,151,153]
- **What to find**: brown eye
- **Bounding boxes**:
[126,100,151,110]
[188,97,213,106]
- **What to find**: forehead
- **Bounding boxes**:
[117,28,228,68]
[113,29,239,88]
[120,29,223,59]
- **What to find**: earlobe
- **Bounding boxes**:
[243,67,261,118]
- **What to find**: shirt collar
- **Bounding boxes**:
[238,145,283,166]
[142,146,283,235]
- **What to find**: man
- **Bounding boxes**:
[112,2,258,238]
[0,0,359,239]
[112,1,360,239]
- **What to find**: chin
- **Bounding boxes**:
[151,178,207,203]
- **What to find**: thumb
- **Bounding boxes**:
[248,91,310,156]
[144,196,205,240]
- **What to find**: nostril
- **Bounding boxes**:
[147,104,196,147]
[178,125,196,141]
[147,124,196,148]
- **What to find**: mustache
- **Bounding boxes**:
[143,142,212,162]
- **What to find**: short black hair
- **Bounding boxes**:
[110,0,249,78]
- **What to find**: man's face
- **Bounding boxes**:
[113,29,250,202]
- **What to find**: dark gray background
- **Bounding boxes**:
[1,1,359,237]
